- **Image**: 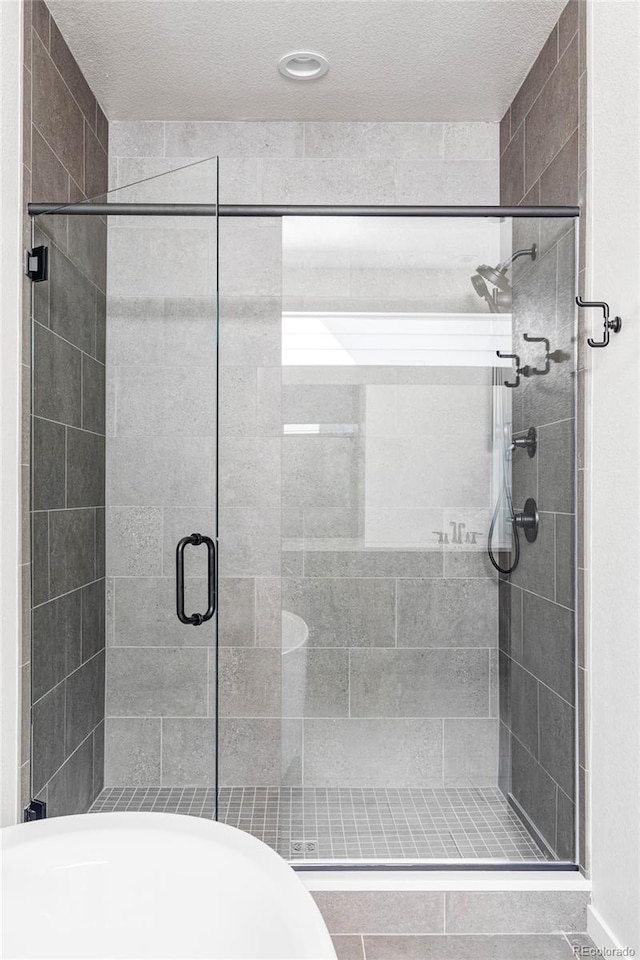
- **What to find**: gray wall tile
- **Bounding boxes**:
[282,648,349,718]
[49,508,95,596]
[443,719,499,786]
[522,592,574,704]
[66,428,105,508]
[81,580,105,661]
[33,323,82,427]
[304,719,443,788]
[32,417,65,510]
[49,244,96,355]
[104,717,161,786]
[32,683,65,794]
[218,718,281,786]
[538,684,575,797]
[282,578,395,648]
[106,647,208,717]
[47,735,94,818]
[112,577,215,647]
[161,718,216,786]
[219,648,280,717]
[82,354,105,434]
[106,507,163,576]
[65,651,105,755]
[397,579,497,647]
[350,649,491,718]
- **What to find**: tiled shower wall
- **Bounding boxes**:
[22,0,108,815]
[499,0,586,864]
[105,121,501,787]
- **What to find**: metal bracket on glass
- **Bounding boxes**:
[576,296,622,348]
[25,245,48,282]
[496,351,521,388]
[176,533,216,626]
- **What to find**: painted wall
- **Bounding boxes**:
[23,0,108,816]
[499,0,584,863]
[105,121,501,788]
[587,0,640,952]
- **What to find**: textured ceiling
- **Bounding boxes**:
[46,0,567,122]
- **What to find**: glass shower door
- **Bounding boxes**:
[29,158,219,818]
[215,211,578,867]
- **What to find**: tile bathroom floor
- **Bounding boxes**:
[332,933,596,959]
[90,785,550,862]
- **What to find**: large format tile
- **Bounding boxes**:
[218,718,281,786]
[303,550,443,579]
[537,420,575,514]
[217,578,255,646]
[47,735,95,817]
[49,244,96,355]
[65,650,105,755]
[107,437,215,507]
[82,354,106,434]
[397,579,497,647]
[313,891,444,936]
[161,718,216,786]
[32,683,66,793]
[511,737,558,852]
[282,578,395,648]
[443,719,499,786]
[32,417,65,510]
[303,719,443,788]
[350,648,491,718]
[304,122,444,160]
[218,648,280,717]
[218,507,281,577]
[32,590,81,702]
[260,157,396,205]
[396,160,498,204]
[49,508,95,596]
[104,717,161,786]
[282,648,349,718]
[106,507,163,576]
[106,647,208,717]
[32,32,85,189]
[112,366,215,438]
[445,891,587,934]
[164,121,304,159]
[218,296,282,366]
[538,684,575,797]
[362,934,577,960]
[112,577,215,647]
[66,428,105,508]
[524,37,579,192]
[33,323,82,427]
[522,592,574,704]
[218,221,281,297]
[81,579,105,661]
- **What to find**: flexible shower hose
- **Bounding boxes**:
[487,450,521,575]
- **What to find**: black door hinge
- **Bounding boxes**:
[24,799,47,821]
[25,245,48,282]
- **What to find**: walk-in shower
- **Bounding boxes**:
[27,160,579,868]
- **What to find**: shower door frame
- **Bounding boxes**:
[27,199,581,872]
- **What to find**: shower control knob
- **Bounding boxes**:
[512,498,539,543]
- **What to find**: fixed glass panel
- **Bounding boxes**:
[29,159,219,818]
[273,215,577,864]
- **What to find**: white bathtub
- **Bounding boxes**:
[1,812,337,960]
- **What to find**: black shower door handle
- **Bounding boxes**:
[176,533,216,625]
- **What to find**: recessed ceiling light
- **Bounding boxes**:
[278,52,329,80]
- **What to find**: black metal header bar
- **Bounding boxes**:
[28,202,580,219]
